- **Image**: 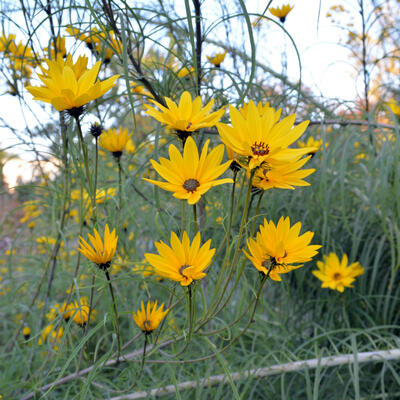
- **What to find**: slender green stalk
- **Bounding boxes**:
[193,203,198,234]
[181,200,186,237]
[154,284,177,345]
[138,334,148,377]
[250,191,264,237]
[117,156,122,230]
[105,270,121,361]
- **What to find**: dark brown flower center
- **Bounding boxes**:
[143,320,152,332]
[179,264,190,276]
[251,142,270,156]
[333,273,342,280]
[183,179,200,192]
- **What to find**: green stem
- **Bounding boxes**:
[181,200,186,237]
[193,203,198,234]
[117,156,122,230]
[105,270,121,361]
[138,333,148,377]
[250,191,264,237]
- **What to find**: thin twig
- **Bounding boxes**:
[108,349,400,399]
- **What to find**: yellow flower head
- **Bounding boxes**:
[0,33,16,52]
[23,326,31,340]
[125,138,136,154]
[145,231,215,286]
[312,253,364,292]
[99,127,132,157]
[207,51,227,67]
[69,297,95,326]
[145,91,224,138]
[244,216,321,281]
[217,101,313,171]
[388,99,400,116]
[270,4,294,23]
[25,54,119,114]
[38,324,64,348]
[143,136,232,204]
[252,156,315,190]
[239,100,271,118]
[133,300,169,333]
[44,36,67,59]
[66,26,98,49]
[297,136,327,155]
[177,66,194,78]
[78,224,118,269]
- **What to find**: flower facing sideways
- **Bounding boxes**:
[244,217,321,281]
[207,51,227,67]
[78,224,118,269]
[312,253,364,292]
[143,136,232,204]
[217,101,314,171]
[145,91,224,140]
[99,127,132,158]
[69,297,96,326]
[145,231,215,286]
[270,4,293,23]
[133,300,169,334]
[251,156,315,190]
[25,54,119,114]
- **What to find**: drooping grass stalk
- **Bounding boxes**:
[105,269,121,361]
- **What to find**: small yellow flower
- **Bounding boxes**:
[239,100,272,118]
[388,99,400,116]
[23,326,31,340]
[297,137,327,155]
[78,224,118,269]
[99,127,132,157]
[69,297,95,326]
[26,54,119,114]
[217,101,312,171]
[143,136,232,204]
[145,231,215,286]
[38,324,64,349]
[133,300,169,333]
[0,33,16,52]
[177,66,194,78]
[207,51,227,67]
[270,4,294,23]
[312,253,364,292]
[44,36,67,59]
[252,156,315,190]
[244,216,321,281]
[145,91,224,138]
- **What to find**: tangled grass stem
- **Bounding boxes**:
[105,270,121,361]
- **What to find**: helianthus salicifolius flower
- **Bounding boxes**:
[25,54,119,116]
[388,100,400,116]
[297,136,327,156]
[270,4,293,23]
[133,300,169,334]
[78,224,118,270]
[207,51,227,68]
[145,231,215,286]
[99,127,132,159]
[145,91,224,141]
[244,216,321,281]
[23,326,31,340]
[69,297,96,326]
[251,156,315,190]
[217,101,313,171]
[143,136,232,204]
[312,253,364,292]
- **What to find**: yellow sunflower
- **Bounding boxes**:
[145,91,224,139]
[388,100,400,116]
[312,253,364,292]
[69,297,96,326]
[217,101,313,171]
[99,127,132,157]
[143,136,232,204]
[252,156,315,190]
[270,4,293,23]
[145,231,215,286]
[78,224,118,269]
[133,300,169,333]
[297,137,327,155]
[207,51,227,67]
[25,54,119,115]
[244,216,321,281]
